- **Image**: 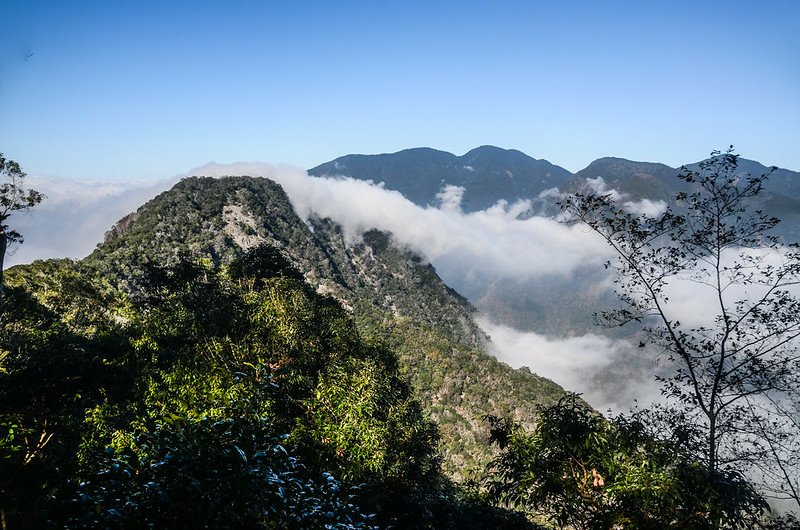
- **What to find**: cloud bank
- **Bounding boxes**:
[478,316,661,412]
[582,176,669,217]
[15,162,793,416]
[188,162,614,281]
[8,175,177,266]
[654,247,800,331]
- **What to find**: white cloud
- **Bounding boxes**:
[478,316,661,413]
[580,176,669,217]
[653,246,800,331]
[187,162,615,280]
[26,174,155,204]
[8,175,176,266]
[537,187,561,199]
[586,176,625,201]
[622,197,668,217]
[436,184,465,212]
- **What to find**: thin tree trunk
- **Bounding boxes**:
[0,229,6,319]
[708,414,717,474]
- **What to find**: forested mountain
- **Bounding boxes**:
[566,157,683,203]
[4,174,567,528]
[569,156,800,242]
[4,155,798,528]
[309,146,572,212]
[88,176,566,478]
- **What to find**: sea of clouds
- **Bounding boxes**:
[13,162,793,413]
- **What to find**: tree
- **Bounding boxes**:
[484,394,767,529]
[0,154,43,316]
[53,365,379,530]
[0,260,133,529]
[559,148,800,512]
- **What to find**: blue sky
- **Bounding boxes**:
[1,0,798,181]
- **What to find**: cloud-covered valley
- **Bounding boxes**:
[16,162,774,413]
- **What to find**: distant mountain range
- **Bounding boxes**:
[309,145,573,212]
[308,146,800,344]
[311,146,800,240]
[311,145,794,199]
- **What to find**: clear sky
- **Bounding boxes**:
[1,0,798,181]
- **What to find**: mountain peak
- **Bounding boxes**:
[583,156,677,172]
[309,146,572,211]
[462,145,530,158]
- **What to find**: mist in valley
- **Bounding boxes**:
[9,163,689,414]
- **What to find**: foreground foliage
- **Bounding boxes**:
[57,378,377,529]
[484,394,778,529]
[561,149,800,510]
[0,153,43,317]
[90,175,569,480]
[0,248,530,528]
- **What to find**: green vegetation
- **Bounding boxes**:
[4,164,796,528]
[0,153,43,316]
[377,318,564,479]
[86,175,568,479]
[0,248,531,528]
[485,395,768,529]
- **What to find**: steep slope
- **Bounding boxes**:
[309,145,572,212]
[91,176,480,347]
[88,175,566,478]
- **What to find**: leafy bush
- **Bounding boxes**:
[485,394,768,529]
[55,369,376,529]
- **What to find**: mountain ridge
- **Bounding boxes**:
[89,175,567,478]
[309,146,799,223]
[309,145,573,212]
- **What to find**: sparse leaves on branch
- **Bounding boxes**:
[559,147,800,512]
[0,154,43,318]
[0,153,43,245]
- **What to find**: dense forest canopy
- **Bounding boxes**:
[0,250,533,528]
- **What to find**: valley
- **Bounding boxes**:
[3,147,799,527]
